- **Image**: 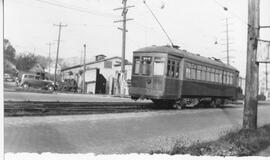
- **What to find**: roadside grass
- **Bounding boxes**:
[151,124,270,156]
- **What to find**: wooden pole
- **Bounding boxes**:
[226,17,230,65]
[83,44,86,94]
[53,23,67,85]
[243,0,260,130]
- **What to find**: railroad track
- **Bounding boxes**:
[4,101,155,116]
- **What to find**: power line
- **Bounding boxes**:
[211,0,252,27]
[34,0,115,18]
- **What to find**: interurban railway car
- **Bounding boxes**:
[129,45,240,108]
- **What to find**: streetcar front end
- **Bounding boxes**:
[129,52,167,100]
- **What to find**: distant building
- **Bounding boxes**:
[28,63,45,79]
[61,55,132,95]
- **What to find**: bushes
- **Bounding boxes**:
[152,125,270,156]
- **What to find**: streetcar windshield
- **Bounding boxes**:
[133,57,140,74]
[142,56,152,75]
[153,57,165,75]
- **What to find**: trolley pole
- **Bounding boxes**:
[53,22,67,86]
[243,0,260,130]
[83,44,86,94]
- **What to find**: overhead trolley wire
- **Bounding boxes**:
[34,0,116,18]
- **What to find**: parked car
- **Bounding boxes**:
[20,74,55,91]
[4,73,15,82]
[57,79,78,92]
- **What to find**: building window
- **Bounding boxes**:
[104,61,112,68]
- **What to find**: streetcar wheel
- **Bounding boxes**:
[172,99,186,110]
[210,100,217,108]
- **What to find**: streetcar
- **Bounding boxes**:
[129,45,240,108]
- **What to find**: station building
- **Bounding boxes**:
[61,54,132,95]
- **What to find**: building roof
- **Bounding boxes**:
[61,56,130,71]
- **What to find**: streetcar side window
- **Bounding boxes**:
[190,64,196,79]
[223,71,228,84]
[218,70,223,83]
[206,67,211,81]
[185,63,191,79]
[197,65,202,80]
[229,72,233,85]
[133,57,140,75]
[201,66,206,81]
[167,60,171,77]
[171,61,175,77]
[175,62,180,78]
[153,57,165,76]
[210,68,215,82]
[215,69,219,83]
[142,56,152,76]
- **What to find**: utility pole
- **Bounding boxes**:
[243,0,260,130]
[114,0,134,96]
[226,17,230,65]
[46,42,53,79]
[83,44,86,94]
[266,44,270,90]
[53,22,67,86]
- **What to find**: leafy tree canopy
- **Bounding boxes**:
[36,55,52,69]
[4,39,16,63]
[16,53,37,72]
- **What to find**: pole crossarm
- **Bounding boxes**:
[257,39,270,43]
[113,5,135,10]
[260,26,270,29]
[256,61,270,63]
[117,27,128,32]
[114,18,134,23]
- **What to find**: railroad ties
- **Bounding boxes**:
[4,101,153,116]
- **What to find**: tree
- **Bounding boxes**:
[4,39,16,63]
[16,53,37,72]
[36,55,52,70]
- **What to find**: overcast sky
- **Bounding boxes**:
[4,0,270,76]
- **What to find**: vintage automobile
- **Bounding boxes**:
[56,79,78,93]
[19,74,55,91]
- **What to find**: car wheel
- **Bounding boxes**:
[48,85,54,92]
[22,83,29,89]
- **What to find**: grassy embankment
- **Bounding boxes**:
[152,124,270,156]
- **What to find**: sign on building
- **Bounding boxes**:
[257,40,270,63]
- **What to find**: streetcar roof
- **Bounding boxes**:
[134,45,238,72]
